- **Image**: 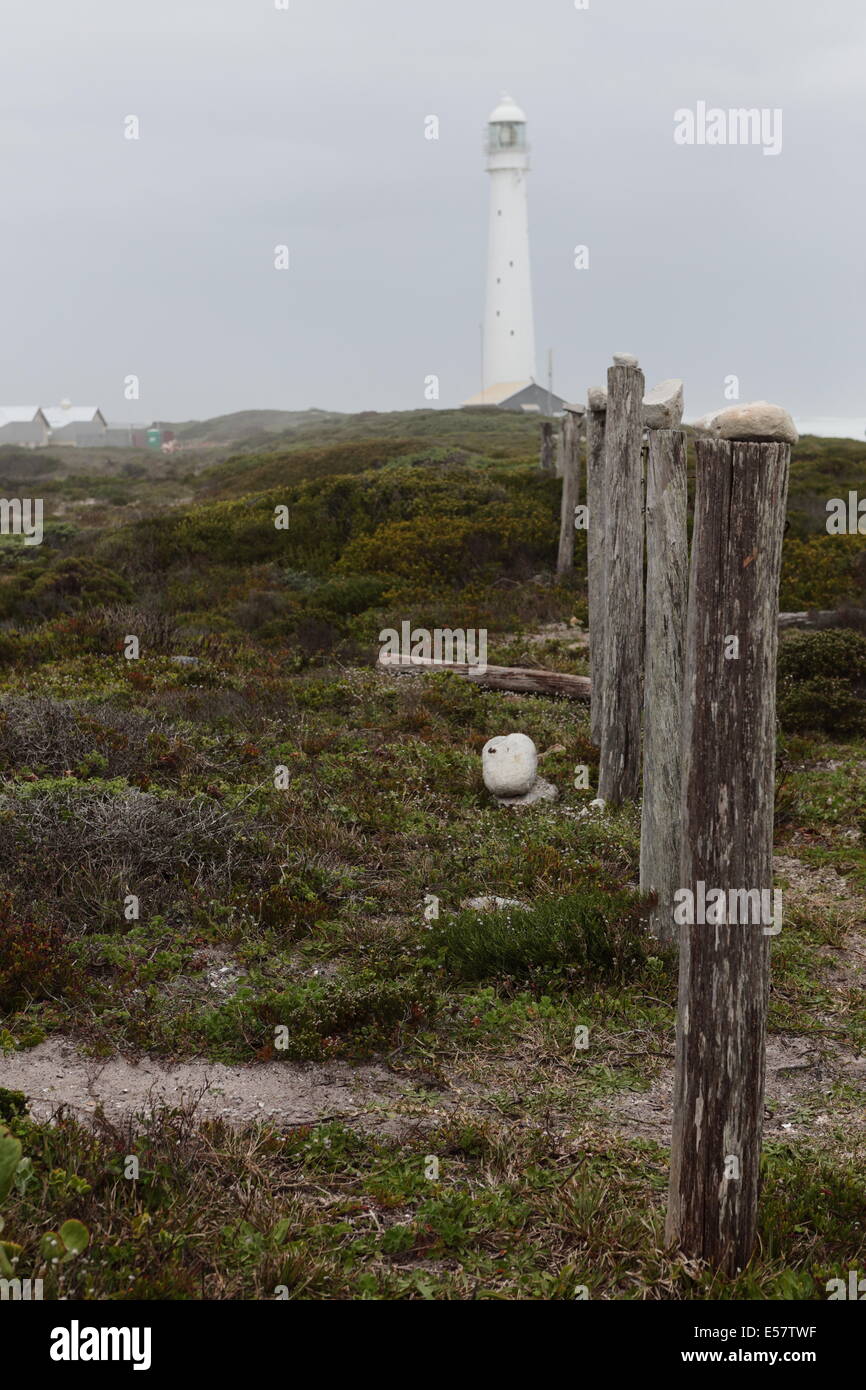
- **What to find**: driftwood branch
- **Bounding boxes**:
[377,654,591,701]
[778,608,866,631]
[378,602,833,707]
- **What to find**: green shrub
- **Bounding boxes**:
[430,890,651,985]
[0,555,133,625]
[0,448,61,478]
[31,557,133,611]
[198,438,427,498]
[313,574,388,616]
[777,629,866,683]
[777,677,866,736]
[0,630,27,664]
[97,463,559,584]
[247,970,433,1059]
[0,1089,27,1123]
[779,535,865,610]
[337,507,552,585]
[290,678,356,713]
[0,895,72,1010]
[776,630,866,735]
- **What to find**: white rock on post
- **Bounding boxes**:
[612,353,639,367]
[643,379,684,430]
[692,401,798,445]
[587,386,608,413]
[481,733,538,798]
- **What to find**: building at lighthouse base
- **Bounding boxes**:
[463,380,567,413]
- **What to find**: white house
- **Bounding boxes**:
[44,403,107,446]
[0,407,51,447]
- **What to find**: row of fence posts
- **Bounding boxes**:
[547,361,792,1274]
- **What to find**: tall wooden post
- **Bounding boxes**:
[598,354,645,805]
[585,387,607,746]
[556,405,585,579]
[539,422,555,474]
[554,419,565,478]
[666,426,791,1275]
[640,382,687,944]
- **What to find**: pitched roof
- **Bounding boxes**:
[463,380,534,406]
[0,406,47,426]
[44,406,106,429]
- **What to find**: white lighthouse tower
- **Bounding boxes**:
[466,94,539,407]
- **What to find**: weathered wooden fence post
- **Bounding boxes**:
[556,404,585,579]
[639,381,687,944]
[554,418,565,477]
[585,387,607,746]
[598,353,645,804]
[539,421,555,473]
[666,405,794,1274]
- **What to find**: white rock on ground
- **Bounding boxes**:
[643,379,684,429]
[463,896,525,911]
[692,401,798,444]
[482,733,538,797]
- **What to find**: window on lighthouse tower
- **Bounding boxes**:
[489,121,525,153]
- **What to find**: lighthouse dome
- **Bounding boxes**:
[488,93,526,124]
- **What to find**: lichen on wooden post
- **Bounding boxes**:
[639,379,687,944]
[598,354,645,804]
[666,417,792,1275]
[585,387,607,746]
[556,405,585,580]
[539,421,555,473]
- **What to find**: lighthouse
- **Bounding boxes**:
[465,95,558,411]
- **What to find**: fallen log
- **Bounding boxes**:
[378,605,858,704]
[377,653,591,701]
[778,608,866,631]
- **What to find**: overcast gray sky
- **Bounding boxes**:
[1,0,863,424]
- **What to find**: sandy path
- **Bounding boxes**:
[0,1037,419,1133]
